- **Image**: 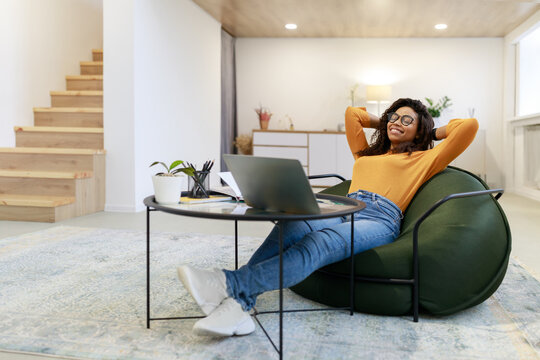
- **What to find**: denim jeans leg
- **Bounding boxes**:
[224,215,398,311]
[246,217,344,266]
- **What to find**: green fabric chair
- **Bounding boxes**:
[290,166,511,318]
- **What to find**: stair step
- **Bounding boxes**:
[0,170,93,197]
[50,91,103,108]
[0,147,105,219]
[66,75,103,90]
[33,107,103,113]
[14,126,104,149]
[80,61,103,75]
[0,194,77,222]
[0,194,75,207]
[0,147,105,155]
[92,49,103,61]
[15,126,104,134]
[34,107,103,128]
[0,147,105,172]
[0,170,93,179]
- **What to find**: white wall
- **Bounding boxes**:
[0,0,103,147]
[236,38,504,186]
[103,0,136,211]
[104,0,221,212]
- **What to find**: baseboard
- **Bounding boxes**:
[514,187,540,202]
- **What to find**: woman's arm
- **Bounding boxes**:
[433,126,447,140]
[345,107,371,159]
[425,118,478,177]
[366,112,380,128]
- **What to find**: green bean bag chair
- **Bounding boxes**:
[290,166,511,316]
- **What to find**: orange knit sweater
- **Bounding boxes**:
[345,107,479,211]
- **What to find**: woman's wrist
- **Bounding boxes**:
[431,128,438,141]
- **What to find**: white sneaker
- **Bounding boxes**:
[193,297,255,337]
[177,265,228,316]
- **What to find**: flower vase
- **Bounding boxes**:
[260,119,269,130]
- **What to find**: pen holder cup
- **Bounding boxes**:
[188,171,210,198]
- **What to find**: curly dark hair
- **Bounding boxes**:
[359,98,435,157]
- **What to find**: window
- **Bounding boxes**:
[518,25,540,116]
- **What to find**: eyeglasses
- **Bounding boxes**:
[388,112,415,126]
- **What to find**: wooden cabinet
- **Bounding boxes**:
[252,130,354,186]
[252,131,308,173]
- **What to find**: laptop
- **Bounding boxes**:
[223,155,320,214]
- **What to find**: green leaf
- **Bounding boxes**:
[150,161,169,173]
[169,160,184,171]
[173,167,195,176]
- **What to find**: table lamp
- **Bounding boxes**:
[366,85,392,116]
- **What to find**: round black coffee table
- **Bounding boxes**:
[144,193,365,359]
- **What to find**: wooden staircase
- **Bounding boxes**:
[0,49,105,222]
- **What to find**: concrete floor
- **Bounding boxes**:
[0,191,538,359]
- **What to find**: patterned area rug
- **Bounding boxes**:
[0,226,538,360]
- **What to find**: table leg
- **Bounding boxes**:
[279,220,283,360]
[350,214,354,316]
[235,220,238,270]
[146,206,151,329]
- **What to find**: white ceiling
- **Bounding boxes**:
[192,0,540,37]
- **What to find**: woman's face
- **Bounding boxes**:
[386,106,419,148]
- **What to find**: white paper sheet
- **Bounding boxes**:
[216,172,243,200]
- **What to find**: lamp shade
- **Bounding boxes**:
[366,85,392,102]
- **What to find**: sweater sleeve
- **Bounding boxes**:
[425,118,479,177]
[345,106,370,159]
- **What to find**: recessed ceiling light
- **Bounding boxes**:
[435,24,448,30]
[285,24,297,30]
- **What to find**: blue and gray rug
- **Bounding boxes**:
[0,226,538,359]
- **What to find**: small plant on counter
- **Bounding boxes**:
[255,104,272,130]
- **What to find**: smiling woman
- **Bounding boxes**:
[346,98,478,211]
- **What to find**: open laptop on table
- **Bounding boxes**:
[223,154,320,214]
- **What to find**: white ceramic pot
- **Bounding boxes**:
[152,174,185,204]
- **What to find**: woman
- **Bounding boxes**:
[177,98,478,336]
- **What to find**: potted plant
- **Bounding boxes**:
[150,160,194,204]
[425,96,452,118]
[255,105,272,130]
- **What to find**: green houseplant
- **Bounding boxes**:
[150,160,194,204]
[425,96,452,118]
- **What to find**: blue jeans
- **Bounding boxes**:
[223,190,403,311]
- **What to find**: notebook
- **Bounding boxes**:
[222,155,320,214]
